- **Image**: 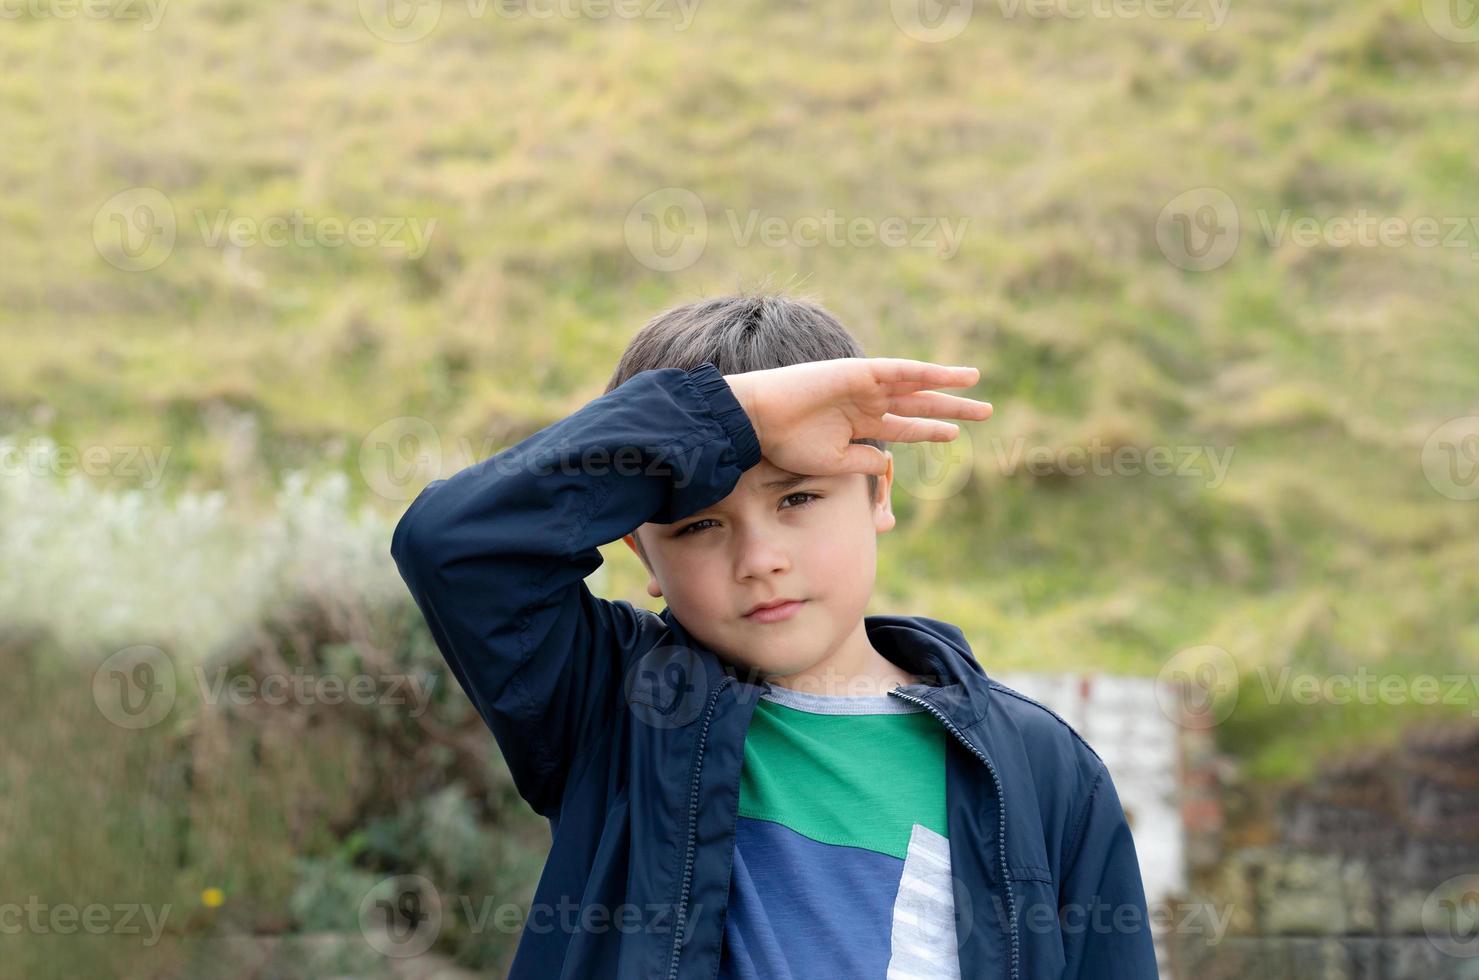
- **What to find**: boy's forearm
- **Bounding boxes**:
[391,361,760,581]
[387,362,761,810]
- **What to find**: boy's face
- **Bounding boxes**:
[621,454,896,679]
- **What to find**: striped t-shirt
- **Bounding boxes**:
[717,685,961,980]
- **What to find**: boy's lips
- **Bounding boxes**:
[743,598,807,623]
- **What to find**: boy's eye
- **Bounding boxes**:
[675,492,821,537]
[677,520,717,536]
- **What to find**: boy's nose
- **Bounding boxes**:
[733,537,793,582]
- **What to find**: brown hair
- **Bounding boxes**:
[607,289,885,555]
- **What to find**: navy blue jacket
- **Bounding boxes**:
[390,361,1160,979]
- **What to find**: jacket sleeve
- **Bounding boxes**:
[1058,760,1161,978]
[388,361,762,817]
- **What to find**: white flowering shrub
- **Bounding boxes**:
[0,437,404,662]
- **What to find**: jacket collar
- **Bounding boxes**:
[658,608,994,732]
[865,614,993,731]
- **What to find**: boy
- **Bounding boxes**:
[390,294,1158,978]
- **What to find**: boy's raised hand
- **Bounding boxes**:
[722,358,992,478]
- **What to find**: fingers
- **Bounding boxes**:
[836,442,892,476]
[858,413,963,443]
[886,389,993,421]
[867,358,981,389]
[846,358,991,448]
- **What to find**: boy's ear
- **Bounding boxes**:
[621,532,645,565]
[873,451,896,534]
[622,532,664,597]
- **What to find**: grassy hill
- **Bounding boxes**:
[3,0,1478,784]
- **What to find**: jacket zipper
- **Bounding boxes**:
[666,674,734,980]
[888,688,1020,980]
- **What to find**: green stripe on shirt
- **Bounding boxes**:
[737,695,948,861]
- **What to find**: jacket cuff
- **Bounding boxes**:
[687,361,763,471]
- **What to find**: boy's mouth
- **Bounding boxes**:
[743,599,807,623]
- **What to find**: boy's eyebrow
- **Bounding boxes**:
[675,471,820,526]
[674,470,828,529]
[759,470,813,492]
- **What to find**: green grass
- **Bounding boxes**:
[3,0,1478,799]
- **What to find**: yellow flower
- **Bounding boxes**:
[202,887,225,908]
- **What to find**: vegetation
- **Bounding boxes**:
[2,0,1476,972]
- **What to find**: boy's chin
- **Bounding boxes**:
[713,645,818,682]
